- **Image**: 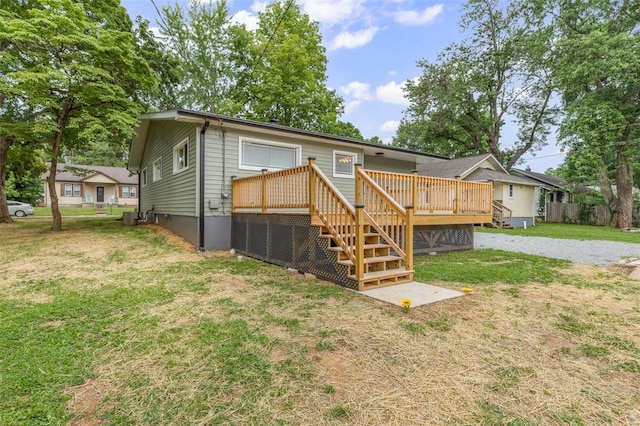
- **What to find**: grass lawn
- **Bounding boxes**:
[33,206,137,217]
[1,218,639,425]
[476,222,640,244]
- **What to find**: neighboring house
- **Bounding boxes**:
[128,109,494,290]
[42,164,139,208]
[511,166,590,219]
[418,153,540,228]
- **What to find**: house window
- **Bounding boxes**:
[153,158,162,182]
[142,168,147,186]
[64,184,81,197]
[121,186,137,198]
[509,184,514,198]
[239,138,301,171]
[333,150,357,178]
[173,137,189,173]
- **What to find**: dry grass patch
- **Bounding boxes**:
[1,218,638,425]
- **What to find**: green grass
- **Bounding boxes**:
[1,218,638,425]
[476,222,640,244]
[413,249,570,285]
[33,206,137,217]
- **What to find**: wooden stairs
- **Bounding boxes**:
[319,224,413,290]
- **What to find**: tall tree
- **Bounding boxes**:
[0,0,156,230]
[246,0,346,133]
[160,0,251,115]
[395,0,558,170]
[523,0,640,228]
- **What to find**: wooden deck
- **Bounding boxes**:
[232,159,493,290]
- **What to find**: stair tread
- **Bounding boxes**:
[327,243,389,251]
[337,255,402,266]
[319,232,379,239]
[349,268,413,280]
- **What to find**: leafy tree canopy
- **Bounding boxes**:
[394,0,558,170]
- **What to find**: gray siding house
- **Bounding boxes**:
[128,109,448,251]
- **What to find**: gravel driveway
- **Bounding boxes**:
[474,232,640,265]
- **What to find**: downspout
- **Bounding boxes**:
[137,171,141,219]
[221,129,226,214]
[199,117,210,251]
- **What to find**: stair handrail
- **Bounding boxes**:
[308,159,357,265]
[356,165,413,271]
[492,200,512,227]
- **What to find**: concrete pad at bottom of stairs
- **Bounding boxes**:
[628,266,640,281]
[359,282,465,308]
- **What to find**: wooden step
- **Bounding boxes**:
[337,255,401,266]
[327,243,389,251]
[348,268,413,290]
[319,232,379,239]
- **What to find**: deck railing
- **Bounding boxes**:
[356,165,412,271]
[492,200,512,228]
[364,170,491,213]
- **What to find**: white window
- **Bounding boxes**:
[141,169,147,186]
[122,186,130,198]
[333,150,357,178]
[130,187,136,198]
[153,158,162,182]
[173,137,189,173]
[73,184,81,197]
[509,184,514,198]
[64,184,72,196]
[121,186,136,198]
[239,137,301,171]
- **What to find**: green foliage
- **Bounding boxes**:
[6,172,43,205]
[395,0,558,170]
[520,0,640,228]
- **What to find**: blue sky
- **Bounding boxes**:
[120,0,566,172]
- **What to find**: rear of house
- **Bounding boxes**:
[128,110,451,250]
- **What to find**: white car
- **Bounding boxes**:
[7,200,35,217]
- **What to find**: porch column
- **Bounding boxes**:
[308,158,316,215]
[454,176,461,214]
[405,205,414,272]
[354,204,365,285]
[354,163,363,205]
[411,170,418,210]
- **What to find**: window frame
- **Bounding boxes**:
[509,184,514,198]
[130,186,136,199]
[72,184,81,197]
[141,168,147,187]
[332,150,358,179]
[64,183,72,197]
[238,137,302,172]
[152,158,162,182]
[122,186,130,198]
[173,137,189,174]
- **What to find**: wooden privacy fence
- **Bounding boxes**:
[545,202,640,226]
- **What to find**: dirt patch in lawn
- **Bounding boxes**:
[2,219,638,425]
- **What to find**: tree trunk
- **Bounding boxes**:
[595,158,617,226]
[614,147,634,229]
[0,136,14,224]
[49,99,72,231]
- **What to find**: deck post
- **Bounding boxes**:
[354,204,365,288]
[354,163,363,205]
[454,175,461,214]
[261,169,268,213]
[411,170,418,210]
[308,158,316,215]
[231,175,237,212]
[405,205,414,272]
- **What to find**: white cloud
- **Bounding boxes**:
[340,81,372,100]
[376,81,409,106]
[329,26,378,50]
[380,120,400,132]
[344,100,362,115]
[231,10,259,31]
[300,0,365,26]
[250,0,268,13]
[394,4,443,25]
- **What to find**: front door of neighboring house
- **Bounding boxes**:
[97,186,105,203]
